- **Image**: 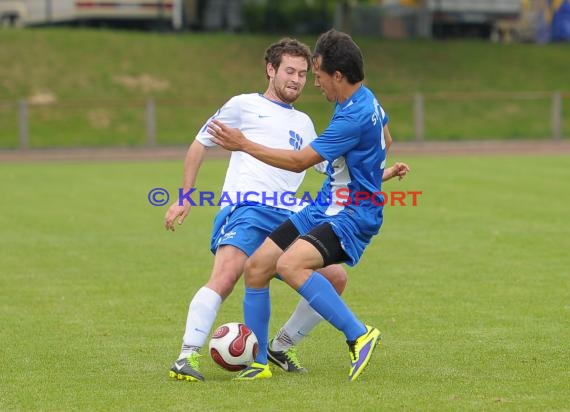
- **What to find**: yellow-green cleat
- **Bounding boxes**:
[169,352,204,382]
[234,362,272,381]
[347,325,381,381]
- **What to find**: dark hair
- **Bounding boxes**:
[264,38,312,80]
[313,29,364,84]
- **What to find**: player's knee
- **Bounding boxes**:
[244,256,270,287]
[275,257,298,282]
[244,257,257,277]
[319,264,348,294]
[276,257,313,290]
[277,256,306,289]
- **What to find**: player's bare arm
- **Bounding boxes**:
[383,162,410,182]
[208,119,324,173]
[164,140,207,231]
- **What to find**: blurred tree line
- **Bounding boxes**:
[242,0,339,33]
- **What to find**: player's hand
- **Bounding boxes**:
[207,119,246,151]
[388,162,411,181]
[164,201,191,231]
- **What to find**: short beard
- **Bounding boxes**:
[276,88,299,105]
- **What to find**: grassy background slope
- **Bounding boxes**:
[1,29,568,147]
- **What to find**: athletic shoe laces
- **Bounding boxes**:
[187,352,201,371]
[285,346,303,368]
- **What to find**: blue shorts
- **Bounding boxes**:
[290,206,382,266]
[210,204,294,256]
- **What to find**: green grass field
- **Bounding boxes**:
[1,154,569,411]
[0,29,568,148]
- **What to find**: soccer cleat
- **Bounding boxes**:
[233,362,272,380]
[347,325,381,381]
[169,352,204,382]
[267,340,308,373]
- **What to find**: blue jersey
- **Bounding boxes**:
[310,85,388,240]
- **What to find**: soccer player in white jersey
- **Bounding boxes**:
[208,29,409,381]
[165,38,352,382]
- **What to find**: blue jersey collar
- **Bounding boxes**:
[338,84,366,110]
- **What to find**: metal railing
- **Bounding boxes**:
[0,91,566,150]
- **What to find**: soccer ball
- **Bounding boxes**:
[209,322,258,371]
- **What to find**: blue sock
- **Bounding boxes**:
[243,287,270,364]
[297,272,366,342]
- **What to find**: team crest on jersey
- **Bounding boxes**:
[289,131,303,151]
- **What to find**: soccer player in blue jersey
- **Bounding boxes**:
[165,38,356,382]
[208,29,407,381]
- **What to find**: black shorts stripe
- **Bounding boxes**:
[299,223,349,267]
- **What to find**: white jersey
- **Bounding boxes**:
[195,93,318,211]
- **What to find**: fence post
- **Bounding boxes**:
[18,99,29,150]
[172,0,183,30]
[146,97,156,146]
[46,0,52,22]
[414,93,424,142]
[551,91,562,140]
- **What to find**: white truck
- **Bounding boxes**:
[425,0,522,38]
[372,0,522,38]
[0,0,195,29]
[0,0,75,26]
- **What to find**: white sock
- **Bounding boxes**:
[179,286,222,358]
[271,298,324,351]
